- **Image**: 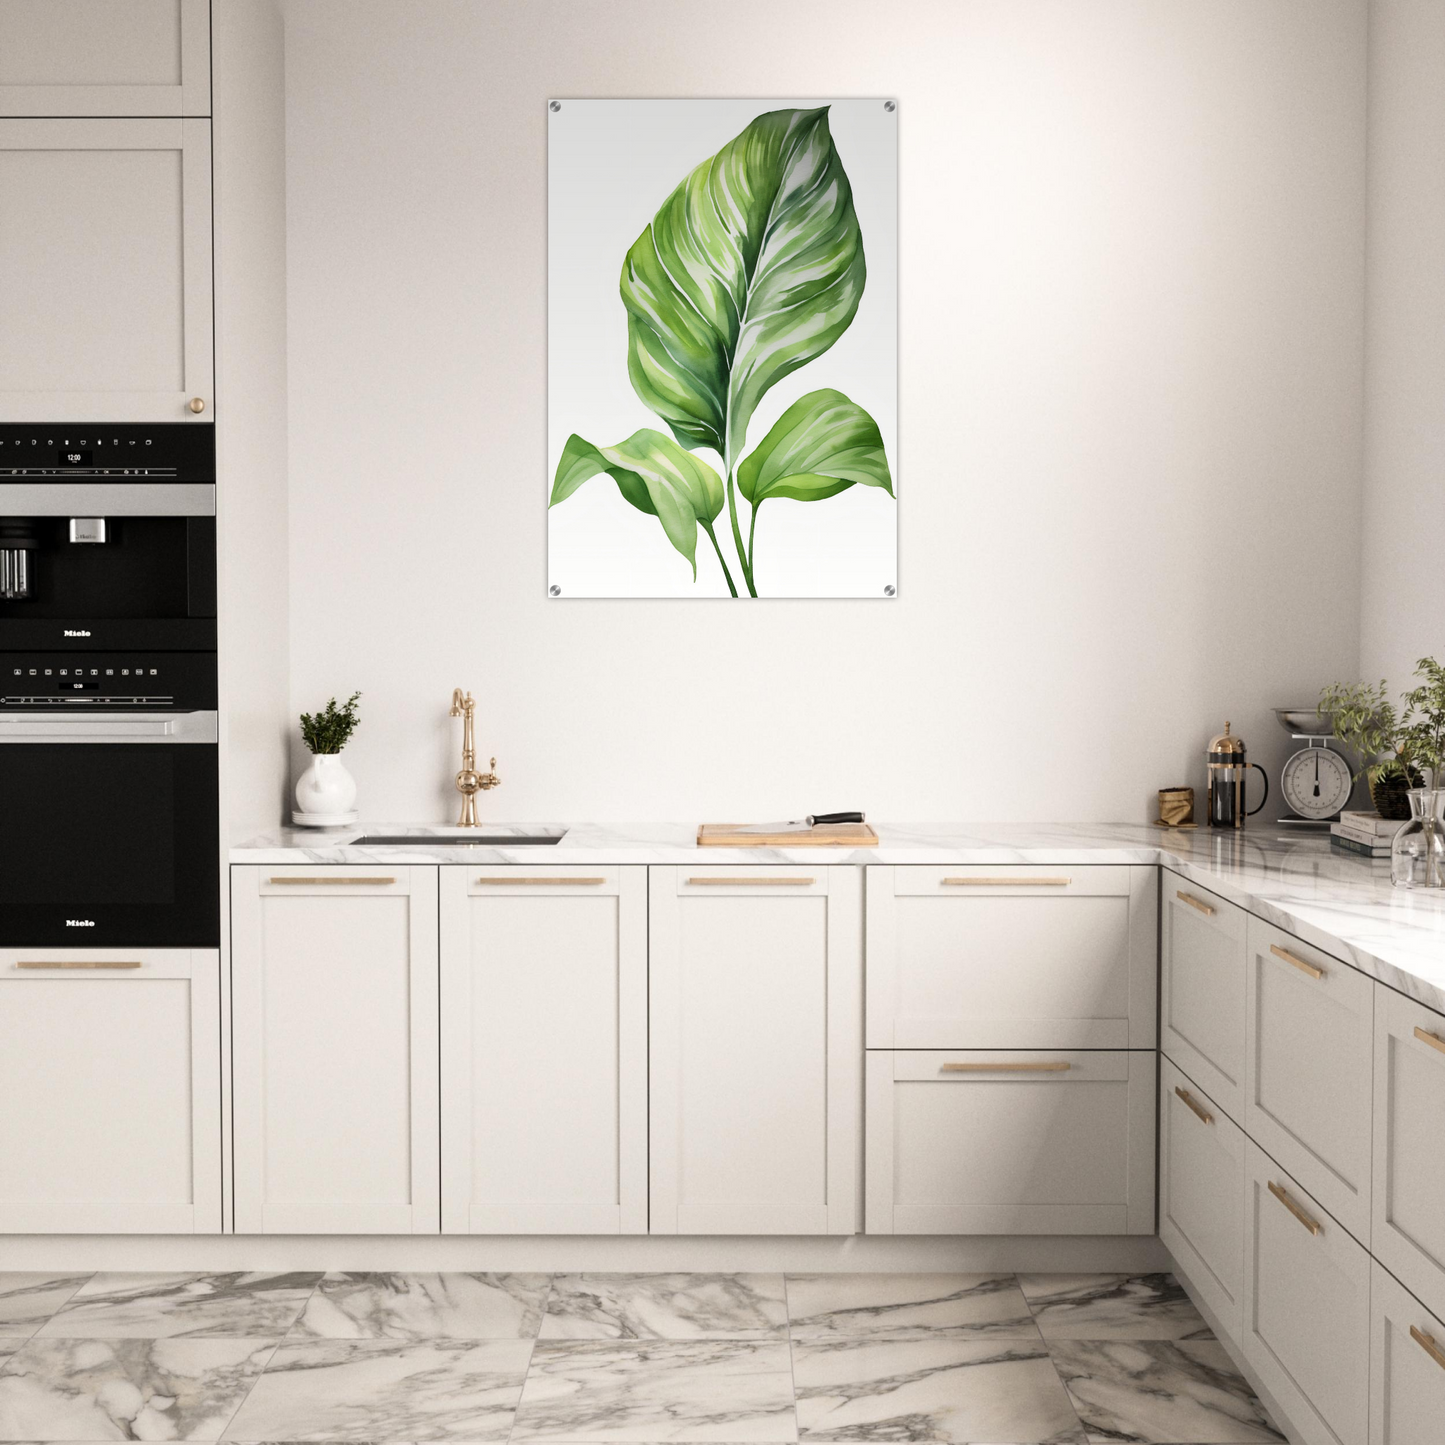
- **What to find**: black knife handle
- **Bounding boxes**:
[808,811,864,826]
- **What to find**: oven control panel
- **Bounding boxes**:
[0,423,215,481]
[1,652,217,709]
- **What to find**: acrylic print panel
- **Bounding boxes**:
[547,98,898,599]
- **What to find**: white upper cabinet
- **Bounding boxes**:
[866,865,1157,1049]
[649,866,861,1235]
[1161,870,1248,1121]
[0,117,213,421]
[0,948,220,1233]
[439,866,648,1235]
[230,867,440,1235]
[0,0,210,117]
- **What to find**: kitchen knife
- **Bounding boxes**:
[724,812,865,834]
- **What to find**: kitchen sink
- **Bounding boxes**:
[354,830,567,846]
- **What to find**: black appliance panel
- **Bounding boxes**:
[2,653,218,709]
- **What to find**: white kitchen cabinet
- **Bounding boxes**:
[0,948,220,1233]
[1242,1140,1371,1445]
[1161,869,1247,1121]
[1372,986,1445,1323]
[0,0,210,117]
[649,866,861,1234]
[1245,916,1374,1244]
[230,867,440,1234]
[439,866,647,1234]
[866,1049,1156,1235]
[1159,1056,1245,1338]
[866,865,1156,1049]
[0,118,213,421]
[1371,1259,1445,1445]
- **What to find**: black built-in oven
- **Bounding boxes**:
[0,425,219,946]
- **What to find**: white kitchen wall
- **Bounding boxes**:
[1361,0,1445,698]
[278,0,1367,824]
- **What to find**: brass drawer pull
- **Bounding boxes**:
[474,876,606,886]
[685,876,815,886]
[268,876,396,886]
[1176,890,1216,917]
[942,876,1071,887]
[1270,943,1325,980]
[941,1061,1071,1073]
[1268,1180,1322,1236]
[15,959,142,970]
[1174,1086,1214,1124]
[1413,1026,1445,1057]
[1410,1325,1445,1372]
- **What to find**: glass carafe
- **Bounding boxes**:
[1390,788,1445,889]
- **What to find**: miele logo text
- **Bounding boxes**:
[63,629,91,637]
[65,919,95,928]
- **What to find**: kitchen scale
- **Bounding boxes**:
[1273,707,1354,827]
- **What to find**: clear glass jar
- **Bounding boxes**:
[1390,788,1445,889]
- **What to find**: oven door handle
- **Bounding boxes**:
[0,710,217,743]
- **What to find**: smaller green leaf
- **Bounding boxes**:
[550,429,724,577]
[736,389,893,506]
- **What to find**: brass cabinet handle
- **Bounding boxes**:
[473,876,606,886]
[15,959,142,970]
[1410,1325,1445,1371]
[1174,1086,1214,1124]
[941,1061,1071,1073]
[267,876,396,886]
[1269,943,1325,980]
[1176,890,1216,916]
[1268,1180,1322,1236]
[188,397,206,414]
[1413,1026,1445,1057]
[684,876,816,886]
[942,876,1071,887]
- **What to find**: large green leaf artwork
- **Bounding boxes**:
[551,105,894,597]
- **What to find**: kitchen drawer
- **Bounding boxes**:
[1159,1056,1245,1340]
[1245,916,1373,1244]
[1371,1259,1445,1445]
[1372,986,1445,1322]
[1242,1140,1370,1445]
[1161,870,1247,1121]
[865,865,1157,1049]
[865,1049,1155,1235]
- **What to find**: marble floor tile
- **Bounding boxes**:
[0,1342,24,1364]
[37,1274,323,1340]
[290,1273,550,1341]
[0,1279,91,1336]
[1049,1339,1284,1443]
[540,1276,787,1341]
[791,1335,1085,1444]
[0,1336,277,1441]
[1018,1275,1212,1341]
[221,1338,533,1443]
[512,1339,797,1441]
[786,1274,1038,1340]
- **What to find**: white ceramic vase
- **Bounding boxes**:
[294,752,358,816]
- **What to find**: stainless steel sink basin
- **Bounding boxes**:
[354,830,566,846]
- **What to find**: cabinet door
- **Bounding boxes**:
[440,866,647,1234]
[1373,987,1445,1322]
[1242,1141,1370,1445]
[866,865,1156,1049]
[1159,1057,1245,1339]
[0,948,219,1233]
[1161,870,1247,1120]
[866,1049,1156,1235]
[1245,917,1373,1243]
[649,865,861,1235]
[0,118,213,421]
[0,0,209,117]
[231,867,439,1234]
[1371,1259,1445,1445]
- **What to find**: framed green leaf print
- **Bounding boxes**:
[547,99,898,599]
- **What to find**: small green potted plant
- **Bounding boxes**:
[1318,678,1421,820]
[1392,658,1445,889]
[294,691,362,823]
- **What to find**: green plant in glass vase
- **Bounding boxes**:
[1317,679,1421,820]
[1392,658,1445,889]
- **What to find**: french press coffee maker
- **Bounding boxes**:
[1207,721,1269,829]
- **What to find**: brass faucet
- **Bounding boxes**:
[448,688,499,827]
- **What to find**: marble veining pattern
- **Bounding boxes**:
[540,1276,787,1341]
[37,1275,322,1341]
[0,1278,92,1335]
[1017,1275,1211,1341]
[291,1272,549,1341]
[786,1274,1037,1340]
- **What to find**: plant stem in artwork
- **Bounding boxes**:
[701,521,739,598]
[725,472,758,597]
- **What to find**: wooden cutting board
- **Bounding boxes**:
[697,822,879,847]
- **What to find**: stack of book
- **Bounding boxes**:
[1330,811,1406,858]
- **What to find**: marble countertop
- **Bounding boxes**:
[233,820,1445,1016]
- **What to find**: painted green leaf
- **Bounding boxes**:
[621,106,866,470]
[736,389,893,506]
[549,429,724,577]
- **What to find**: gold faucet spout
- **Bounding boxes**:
[449,689,497,827]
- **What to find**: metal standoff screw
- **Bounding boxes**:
[549,584,561,596]
[549,100,561,113]
[884,100,896,112]
[884,584,896,596]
